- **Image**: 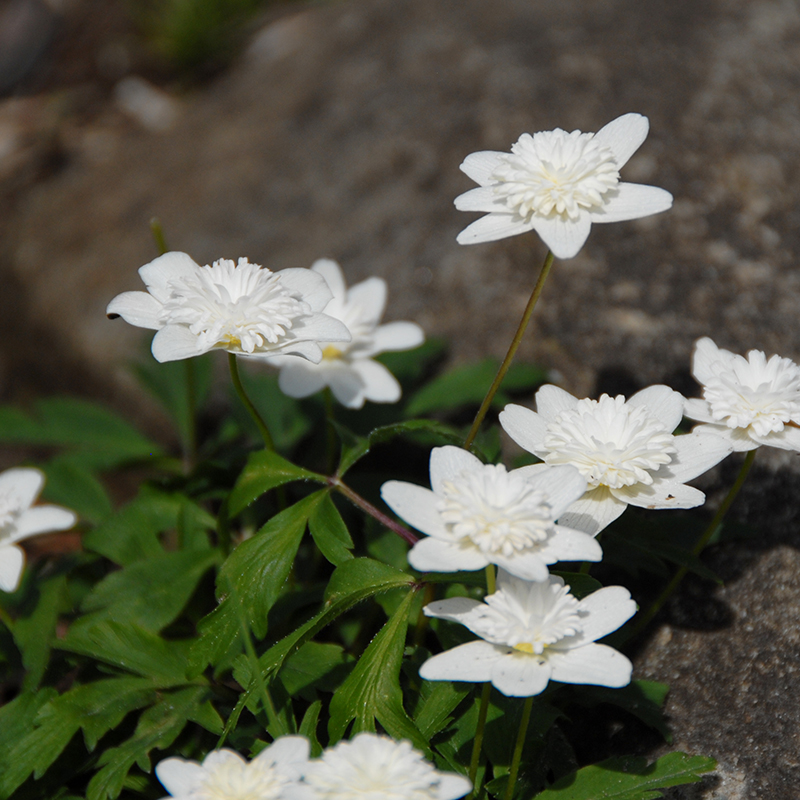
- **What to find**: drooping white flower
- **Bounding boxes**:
[0,468,77,593]
[684,337,800,452]
[273,259,424,409]
[454,113,673,258]
[155,737,309,800]
[381,446,601,581]
[286,733,471,800]
[500,385,732,536]
[107,252,351,363]
[420,571,636,697]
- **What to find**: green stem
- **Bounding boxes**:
[504,695,534,800]
[485,563,496,595]
[228,353,275,452]
[464,250,555,449]
[183,358,198,469]
[628,448,756,639]
[324,388,337,475]
[150,217,169,256]
[468,682,492,796]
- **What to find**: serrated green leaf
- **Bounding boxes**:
[534,752,717,799]
[41,455,113,525]
[229,450,323,516]
[309,494,354,565]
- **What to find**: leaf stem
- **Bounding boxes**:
[504,695,534,800]
[468,682,492,797]
[228,353,275,452]
[464,250,555,449]
[627,448,756,638]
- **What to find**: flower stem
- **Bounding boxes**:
[324,387,337,475]
[149,217,169,256]
[228,353,275,452]
[485,563,496,595]
[504,695,534,800]
[627,449,756,639]
[468,682,492,797]
[464,250,555,450]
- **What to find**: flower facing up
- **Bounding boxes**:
[286,732,471,800]
[107,252,351,363]
[454,113,673,258]
[684,337,800,452]
[0,468,77,593]
[155,737,310,800]
[500,385,732,536]
[381,446,601,581]
[420,571,636,697]
[274,259,424,409]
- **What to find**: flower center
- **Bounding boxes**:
[158,258,312,354]
[490,129,620,220]
[541,395,675,490]
[322,345,344,361]
[703,350,800,437]
[436,465,555,557]
[196,760,285,800]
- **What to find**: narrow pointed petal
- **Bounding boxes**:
[277,360,328,399]
[138,252,199,303]
[592,113,650,167]
[408,537,488,573]
[683,397,715,423]
[429,446,482,494]
[458,151,506,185]
[279,268,333,312]
[364,321,425,356]
[419,640,502,683]
[558,486,627,536]
[155,757,205,795]
[11,506,76,542]
[628,385,684,432]
[658,432,732,482]
[454,186,505,212]
[0,468,44,508]
[151,326,206,362]
[491,653,552,697]
[573,586,637,642]
[0,544,25,593]
[591,183,673,223]
[613,480,705,510]
[310,259,347,300]
[530,212,592,259]
[106,291,163,330]
[456,213,534,245]
[380,481,446,538]
[535,385,580,421]
[547,643,632,688]
[353,360,401,404]
[499,404,548,457]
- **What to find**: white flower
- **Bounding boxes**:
[155,737,309,800]
[454,113,673,258]
[420,571,636,697]
[381,446,601,581]
[274,259,424,409]
[684,337,800,452]
[0,468,77,593]
[107,252,351,363]
[286,733,471,800]
[500,385,732,536]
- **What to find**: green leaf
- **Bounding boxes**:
[328,589,427,750]
[41,455,113,525]
[229,450,323,516]
[298,700,323,757]
[413,678,470,740]
[309,494,354,565]
[551,572,603,599]
[534,752,717,799]
[279,642,353,697]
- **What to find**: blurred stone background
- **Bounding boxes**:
[3,0,800,796]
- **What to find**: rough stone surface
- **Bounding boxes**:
[4,0,800,796]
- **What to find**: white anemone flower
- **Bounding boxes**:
[684,337,800,452]
[381,446,601,581]
[454,113,673,258]
[286,733,471,800]
[274,259,424,409]
[500,385,732,536]
[420,572,636,697]
[155,737,310,800]
[107,252,351,363]
[0,468,77,593]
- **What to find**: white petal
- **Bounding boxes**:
[326,364,365,407]
[659,432,732,482]
[537,526,603,563]
[573,586,637,643]
[151,326,206,362]
[291,312,352,344]
[424,597,507,640]
[419,640,504,683]
[139,252,199,304]
[590,183,673,223]
[529,212,592,259]
[437,773,473,800]
[547,643,632,688]
[255,735,310,771]
[558,486,627,537]
[593,113,650,168]
[202,749,247,772]
[11,506,76,542]
[454,186,506,212]
[458,151,507,185]
[683,398,715,424]
[380,481,447,538]
[628,385,684,432]
[352,360,402,404]
[408,537,488,573]
[268,340,323,364]
[363,322,425,356]
[0,544,25,593]
[347,278,387,328]
[499,404,548,457]
[754,426,800,452]
[613,480,705,510]
[0,467,44,509]
[106,291,163,330]
[155,757,205,795]
[690,423,754,452]
[691,337,725,385]
[491,652,552,697]
[278,360,328,399]
[278,268,333,313]
[429,446,482,494]
[492,552,550,582]
[310,259,346,300]
[456,213,534,245]
[511,464,587,519]
[534,385,579,421]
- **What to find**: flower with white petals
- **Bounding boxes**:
[420,571,636,697]
[107,252,351,363]
[155,737,309,800]
[684,337,800,452]
[0,468,76,593]
[454,113,673,258]
[381,446,601,581]
[500,385,732,536]
[286,733,471,800]
[274,259,424,408]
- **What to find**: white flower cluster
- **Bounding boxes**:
[156,732,471,800]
